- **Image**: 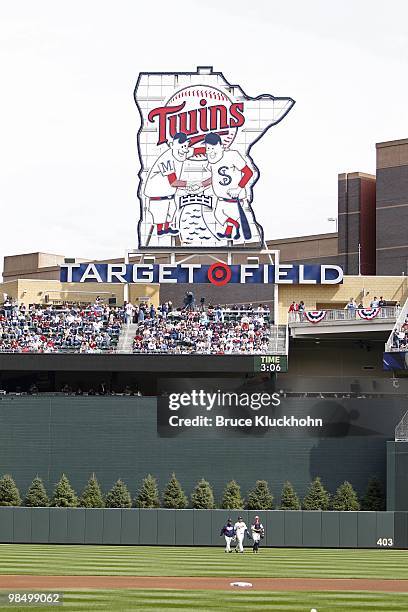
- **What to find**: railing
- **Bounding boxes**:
[166,308,272,323]
[267,325,288,355]
[289,306,398,324]
[385,298,408,352]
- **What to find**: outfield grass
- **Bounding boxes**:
[0,544,407,579]
[1,589,408,611]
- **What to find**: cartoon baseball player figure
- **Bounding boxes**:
[234,516,252,553]
[251,515,265,553]
[200,133,254,241]
[143,133,205,237]
[220,517,236,552]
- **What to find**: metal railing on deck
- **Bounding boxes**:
[289,306,398,324]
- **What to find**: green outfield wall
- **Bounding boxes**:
[0,395,400,502]
[0,508,404,548]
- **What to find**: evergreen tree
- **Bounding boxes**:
[361,476,385,511]
[51,474,78,507]
[280,481,301,510]
[221,480,244,510]
[24,476,49,507]
[332,481,360,511]
[0,474,21,506]
[162,473,187,509]
[135,474,160,508]
[105,479,132,508]
[246,480,274,510]
[79,474,104,508]
[191,478,215,509]
[302,477,330,510]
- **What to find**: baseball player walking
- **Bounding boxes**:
[219,517,236,552]
[251,515,265,553]
[234,516,252,553]
[201,133,254,241]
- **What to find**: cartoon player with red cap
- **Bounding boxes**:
[201,133,254,241]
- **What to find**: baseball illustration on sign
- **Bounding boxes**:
[134,67,295,248]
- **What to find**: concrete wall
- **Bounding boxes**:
[0,507,399,548]
[0,279,160,307]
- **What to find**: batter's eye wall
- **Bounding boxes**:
[0,396,399,502]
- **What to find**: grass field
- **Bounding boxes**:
[0,545,407,611]
[4,589,405,611]
[0,544,407,579]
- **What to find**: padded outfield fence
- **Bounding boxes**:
[1,508,407,548]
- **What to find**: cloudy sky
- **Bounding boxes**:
[1,1,407,274]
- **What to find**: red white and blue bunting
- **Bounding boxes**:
[304,311,327,324]
[357,307,380,320]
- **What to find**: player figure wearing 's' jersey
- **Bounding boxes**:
[201,133,253,241]
[143,133,204,237]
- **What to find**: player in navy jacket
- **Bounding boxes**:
[220,518,236,552]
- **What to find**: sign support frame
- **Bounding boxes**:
[123,246,280,324]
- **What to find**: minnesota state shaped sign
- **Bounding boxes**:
[134,66,295,249]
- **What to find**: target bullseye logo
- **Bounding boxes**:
[208,263,232,286]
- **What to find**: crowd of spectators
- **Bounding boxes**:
[1,295,273,355]
[0,296,122,353]
[131,302,272,355]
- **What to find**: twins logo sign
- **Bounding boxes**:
[134,67,295,248]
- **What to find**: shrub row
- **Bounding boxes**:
[0,473,385,511]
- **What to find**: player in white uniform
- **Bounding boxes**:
[201,133,253,241]
[144,133,204,237]
[234,516,251,553]
[251,515,265,553]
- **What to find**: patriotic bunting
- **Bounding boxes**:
[304,311,327,324]
[357,307,380,320]
[299,308,381,324]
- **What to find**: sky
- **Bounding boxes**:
[0,1,407,275]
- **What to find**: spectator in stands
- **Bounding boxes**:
[288,301,299,321]
[370,296,380,308]
[345,298,358,318]
[3,297,12,319]
[138,307,145,323]
[215,305,224,322]
[125,301,135,325]
[298,301,305,321]
[379,296,387,318]
[184,291,195,311]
